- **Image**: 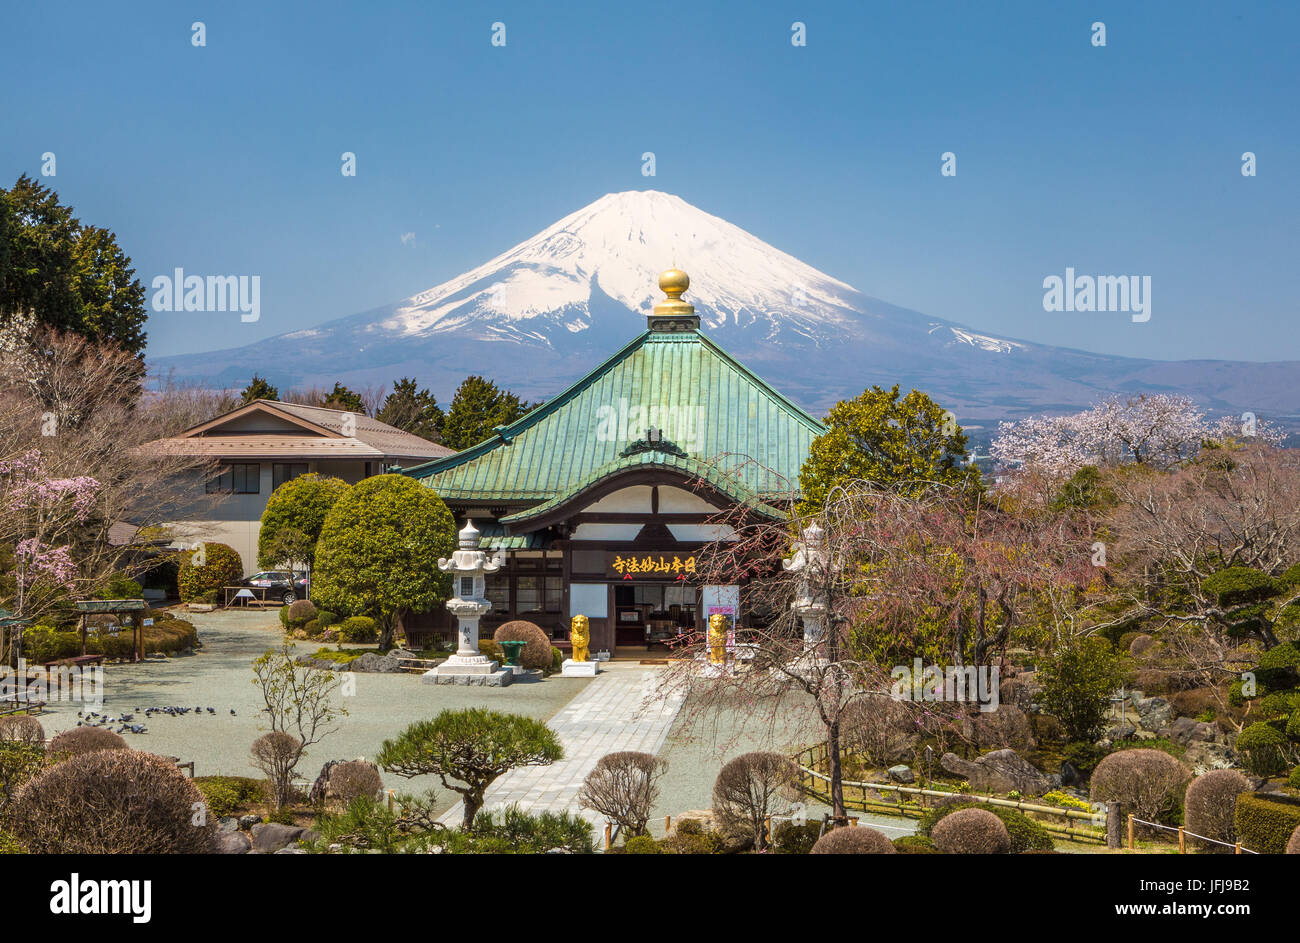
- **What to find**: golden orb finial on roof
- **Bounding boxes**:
[650,266,699,332]
[658,267,690,298]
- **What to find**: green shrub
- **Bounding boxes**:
[771,821,821,854]
[338,616,377,643]
[441,806,594,854]
[194,776,267,818]
[894,834,942,854]
[1061,741,1109,777]
[624,834,661,854]
[95,574,143,599]
[18,625,80,663]
[1256,689,1300,720]
[279,605,291,627]
[176,543,244,603]
[308,647,361,665]
[1289,766,1300,789]
[1234,793,1300,854]
[551,646,564,676]
[1236,722,1291,776]
[266,806,295,825]
[918,800,1054,853]
[1259,642,1300,671]
[1037,637,1128,741]
[478,639,503,661]
[316,610,339,627]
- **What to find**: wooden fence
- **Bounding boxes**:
[792,743,1107,845]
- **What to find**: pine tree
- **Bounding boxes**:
[240,374,280,404]
[321,382,365,413]
[376,377,444,442]
[441,376,533,451]
[0,175,148,355]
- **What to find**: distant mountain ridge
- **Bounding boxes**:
[152,190,1300,431]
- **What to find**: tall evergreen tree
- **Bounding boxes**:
[0,175,148,355]
[240,374,280,404]
[441,376,533,451]
[376,377,444,442]
[321,382,365,413]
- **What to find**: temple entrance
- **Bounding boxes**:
[612,581,698,647]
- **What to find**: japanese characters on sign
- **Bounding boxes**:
[607,553,696,580]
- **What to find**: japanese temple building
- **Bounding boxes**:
[401,269,824,655]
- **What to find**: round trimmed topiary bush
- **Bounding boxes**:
[1235,722,1290,777]
[286,598,317,627]
[0,715,44,744]
[918,799,1054,853]
[48,726,128,757]
[8,749,215,853]
[1129,634,1155,657]
[930,807,1011,854]
[327,759,384,803]
[493,620,553,671]
[338,616,378,643]
[1289,766,1300,789]
[810,825,897,854]
[1089,748,1190,824]
[1184,769,1251,850]
[1288,824,1300,854]
[176,542,244,603]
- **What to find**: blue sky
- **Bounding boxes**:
[2,0,1296,363]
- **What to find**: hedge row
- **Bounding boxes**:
[1234,793,1300,854]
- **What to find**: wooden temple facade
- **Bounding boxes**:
[401,269,824,654]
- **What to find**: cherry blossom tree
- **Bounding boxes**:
[991,393,1284,479]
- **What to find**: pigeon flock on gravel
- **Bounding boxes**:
[75,705,237,736]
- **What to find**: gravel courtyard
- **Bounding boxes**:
[34,607,913,835]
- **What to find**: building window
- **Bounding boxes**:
[485,572,510,615]
[273,463,309,491]
[206,464,260,494]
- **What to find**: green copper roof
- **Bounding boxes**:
[406,330,824,504]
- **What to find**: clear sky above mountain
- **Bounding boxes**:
[2,0,1295,363]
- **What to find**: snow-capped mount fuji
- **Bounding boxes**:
[377,190,865,345]
[154,190,1300,430]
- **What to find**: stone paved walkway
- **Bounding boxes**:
[438,661,684,827]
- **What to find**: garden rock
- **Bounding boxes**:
[217,816,239,833]
[1103,722,1136,741]
[940,749,1053,796]
[238,814,262,830]
[214,831,251,854]
[1165,716,1218,746]
[352,652,402,673]
[1133,697,1172,731]
[250,822,305,854]
[887,765,915,784]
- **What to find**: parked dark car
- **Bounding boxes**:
[241,571,309,605]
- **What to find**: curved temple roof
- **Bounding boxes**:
[405,327,825,509]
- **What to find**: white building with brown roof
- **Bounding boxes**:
[147,399,455,574]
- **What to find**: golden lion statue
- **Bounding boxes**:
[570,614,590,663]
[708,613,728,665]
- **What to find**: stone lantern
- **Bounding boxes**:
[423,520,513,687]
[782,522,828,657]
